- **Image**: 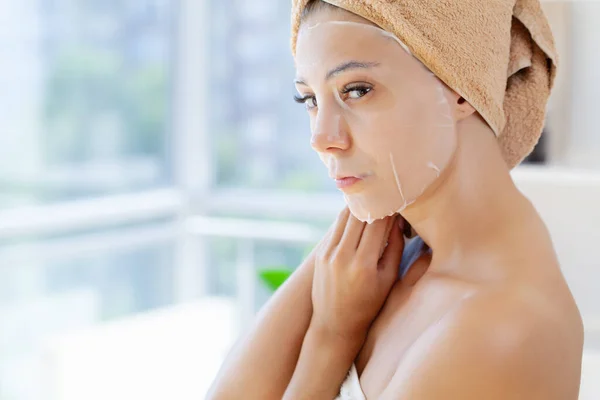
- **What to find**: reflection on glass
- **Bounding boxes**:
[0,1,174,209]
[208,0,333,192]
[206,235,314,313]
[0,227,175,399]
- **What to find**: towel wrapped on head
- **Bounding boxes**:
[291,0,558,169]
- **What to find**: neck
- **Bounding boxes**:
[401,116,532,264]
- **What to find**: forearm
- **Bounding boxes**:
[283,323,365,400]
[207,250,316,400]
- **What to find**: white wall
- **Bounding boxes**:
[567,3,600,169]
[513,166,600,347]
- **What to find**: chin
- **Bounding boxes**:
[346,193,403,224]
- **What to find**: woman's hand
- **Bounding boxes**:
[310,207,406,342]
[282,208,405,399]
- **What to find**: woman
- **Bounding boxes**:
[208,1,584,399]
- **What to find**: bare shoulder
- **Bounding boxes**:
[381,282,584,400]
[460,284,583,369]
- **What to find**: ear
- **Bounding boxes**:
[448,91,477,122]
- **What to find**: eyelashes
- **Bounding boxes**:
[294,94,318,109]
[293,94,312,104]
[342,85,372,99]
[294,84,373,110]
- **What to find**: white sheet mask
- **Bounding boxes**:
[295,20,457,223]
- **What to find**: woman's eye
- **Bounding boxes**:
[305,96,317,109]
[347,87,372,99]
[294,94,318,110]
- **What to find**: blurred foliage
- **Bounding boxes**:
[258,268,293,291]
[258,242,315,292]
[43,47,167,163]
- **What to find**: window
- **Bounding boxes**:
[207,0,332,192]
[1,1,599,399]
[0,221,177,399]
[0,0,174,209]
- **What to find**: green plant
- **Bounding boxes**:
[258,244,316,292]
[258,267,293,291]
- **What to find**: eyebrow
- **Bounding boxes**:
[294,60,380,86]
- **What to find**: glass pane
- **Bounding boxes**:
[200,232,323,396]
[0,1,175,209]
[253,240,315,309]
[208,0,332,192]
[206,236,316,313]
[0,223,177,399]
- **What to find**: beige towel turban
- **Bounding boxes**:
[291,0,558,168]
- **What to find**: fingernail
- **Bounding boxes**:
[398,216,405,231]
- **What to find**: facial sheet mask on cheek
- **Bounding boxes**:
[295,21,457,223]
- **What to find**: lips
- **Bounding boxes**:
[334,176,361,188]
[328,167,373,190]
[333,173,371,190]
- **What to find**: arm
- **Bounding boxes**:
[206,248,316,400]
[283,213,404,399]
[282,323,366,400]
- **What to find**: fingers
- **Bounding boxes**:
[356,215,394,263]
[379,217,405,272]
[329,209,407,275]
[339,213,366,250]
[378,217,396,259]
[328,207,351,248]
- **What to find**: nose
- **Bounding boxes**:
[310,110,351,153]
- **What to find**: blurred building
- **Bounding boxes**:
[1,1,600,400]
[0,0,173,209]
[0,1,176,399]
[208,0,329,191]
[0,2,44,208]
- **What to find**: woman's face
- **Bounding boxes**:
[295,9,458,223]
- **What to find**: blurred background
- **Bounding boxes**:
[0,0,598,399]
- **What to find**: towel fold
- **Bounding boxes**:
[335,364,366,400]
[291,0,558,168]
